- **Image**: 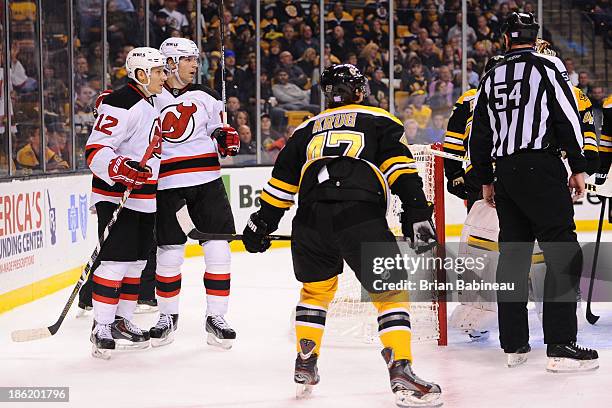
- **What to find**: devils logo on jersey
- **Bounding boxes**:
[160,102,197,143]
[149,117,163,159]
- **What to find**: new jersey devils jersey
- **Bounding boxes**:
[154,84,224,190]
[85,82,162,213]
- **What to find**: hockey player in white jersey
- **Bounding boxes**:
[84,47,167,359]
[150,38,240,348]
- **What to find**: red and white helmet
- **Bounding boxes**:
[125,47,166,88]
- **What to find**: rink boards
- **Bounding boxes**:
[0,169,609,313]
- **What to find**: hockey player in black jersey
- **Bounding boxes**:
[243,64,442,408]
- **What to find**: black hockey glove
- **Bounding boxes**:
[243,212,272,253]
[401,202,438,254]
[446,171,468,200]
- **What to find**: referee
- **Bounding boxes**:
[470,12,598,372]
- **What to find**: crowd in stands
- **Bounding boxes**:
[0,0,610,176]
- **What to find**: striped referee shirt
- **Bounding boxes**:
[469,48,586,184]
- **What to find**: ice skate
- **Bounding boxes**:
[546,342,599,373]
[134,299,158,314]
[382,348,442,408]
[506,344,531,368]
[150,313,178,347]
[90,321,115,360]
[294,339,320,399]
[205,315,236,349]
[111,316,150,350]
[76,301,92,319]
[466,329,489,342]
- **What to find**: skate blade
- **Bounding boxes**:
[507,354,528,368]
[134,305,158,314]
[76,308,92,319]
[115,339,150,350]
[296,384,314,399]
[206,333,233,349]
[91,345,112,360]
[395,390,443,408]
[546,357,599,373]
[151,333,175,348]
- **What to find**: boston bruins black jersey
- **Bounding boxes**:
[258,104,428,227]
[444,88,476,180]
[573,87,599,175]
[601,95,612,177]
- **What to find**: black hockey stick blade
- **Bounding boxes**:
[586,198,606,325]
[185,230,291,241]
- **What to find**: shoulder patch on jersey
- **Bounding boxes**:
[604,95,612,109]
[573,87,592,111]
[188,84,221,100]
[457,88,477,104]
[101,84,144,110]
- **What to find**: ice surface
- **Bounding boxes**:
[1,244,611,408]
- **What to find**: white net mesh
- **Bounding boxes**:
[323,144,443,344]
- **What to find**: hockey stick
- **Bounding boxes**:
[11,134,162,342]
[175,203,435,252]
[218,0,227,125]
[427,148,612,197]
[586,197,606,324]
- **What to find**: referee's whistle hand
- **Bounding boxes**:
[482,184,496,208]
[569,172,586,202]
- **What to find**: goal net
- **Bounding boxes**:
[322,144,447,345]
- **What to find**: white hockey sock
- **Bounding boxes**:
[203,241,231,316]
[156,245,185,315]
[92,261,130,325]
[115,261,146,321]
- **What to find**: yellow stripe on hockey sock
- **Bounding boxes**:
[374,300,413,361]
[295,276,338,355]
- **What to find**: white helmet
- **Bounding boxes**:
[159,38,199,86]
[125,47,166,90]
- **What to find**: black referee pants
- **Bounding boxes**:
[494,152,582,352]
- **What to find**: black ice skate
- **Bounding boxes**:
[150,314,178,347]
[506,344,531,368]
[90,321,115,360]
[294,339,320,399]
[134,298,158,314]
[546,342,599,373]
[111,316,150,350]
[205,315,236,349]
[382,348,442,408]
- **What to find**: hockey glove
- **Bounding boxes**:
[213,126,240,157]
[447,173,468,200]
[108,156,152,188]
[243,212,272,253]
[401,202,438,254]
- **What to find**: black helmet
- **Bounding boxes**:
[320,64,369,107]
[500,12,539,47]
[483,55,505,75]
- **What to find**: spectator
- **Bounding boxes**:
[16,123,68,172]
[447,13,476,49]
[279,23,299,58]
[46,122,71,169]
[419,39,442,68]
[272,68,319,114]
[475,15,496,43]
[238,125,257,155]
[357,42,382,77]
[578,71,594,97]
[275,0,304,26]
[329,25,354,63]
[326,1,354,33]
[160,0,190,34]
[409,90,433,129]
[227,96,241,126]
[429,21,445,44]
[214,50,246,96]
[264,40,282,76]
[74,54,91,87]
[469,41,489,76]
[565,58,579,86]
[304,3,321,34]
[591,86,606,110]
[428,80,453,116]
[401,62,430,94]
[422,114,446,143]
[368,67,389,105]
[261,3,282,40]
[262,114,286,164]
[403,118,429,144]
[150,11,171,48]
[278,51,308,88]
[234,26,256,66]
[323,43,341,66]
[295,24,320,57]
[10,46,37,94]
[369,18,389,49]
[466,58,480,89]
[296,47,318,79]
[234,110,250,129]
[351,14,371,43]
